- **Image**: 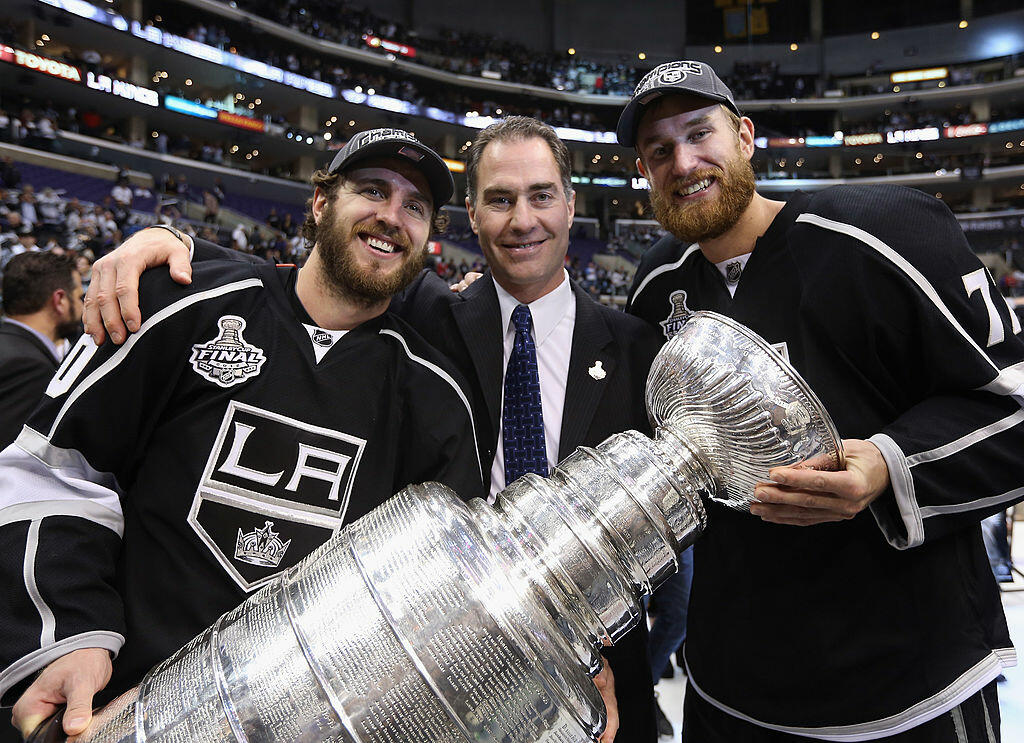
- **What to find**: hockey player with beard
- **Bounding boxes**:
[0,129,484,740]
[619,61,1024,742]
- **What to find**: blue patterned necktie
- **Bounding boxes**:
[503,304,548,485]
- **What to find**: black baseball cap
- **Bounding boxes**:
[327,128,455,206]
[616,61,740,147]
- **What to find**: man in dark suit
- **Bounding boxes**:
[81,117,663,743]
[0,251,83,448]
[392,117,663,743]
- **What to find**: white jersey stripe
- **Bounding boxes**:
[978,360,1024,403]
[629,243,701,306]
[920,485,1024,518]
[24,520,56,647]
[684,647,1008,741]
[795,213,1006,380]
[907,408,1024,468]
[378,328,485,484]
[45,278,264,439]
[0,429,124,530]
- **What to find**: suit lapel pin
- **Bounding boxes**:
[588,360,606,380]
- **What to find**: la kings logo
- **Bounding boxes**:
[188,401,367,591]
[190,316,266,387]
[660,290,694,339]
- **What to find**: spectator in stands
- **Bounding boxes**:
[18,185,38,230]
[174,174,191,201]
[76,253,94,294]
[280,212,298,238]
[0,157,20,188]
[65,198,83,234]
[266,206,281,230]
[231,223,249,252]
[35,113,57,152]
[111,176,133,210]
[36,188,64,237]
[202,190,221,224]
[0,252,83,448]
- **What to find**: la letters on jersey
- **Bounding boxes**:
[188,401,367,591]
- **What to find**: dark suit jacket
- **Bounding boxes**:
[394,270,663,742]
[0,319,59,449]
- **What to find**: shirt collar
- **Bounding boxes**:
[3,317,62,362]
[494,269,574,347]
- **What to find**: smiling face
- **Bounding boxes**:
[467,137,575,304]
[312,157,432,306]
[635,97,756,245]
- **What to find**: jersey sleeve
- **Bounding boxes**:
[382,327,486,502]
[798,187,1024,549]
[0,269,258,703]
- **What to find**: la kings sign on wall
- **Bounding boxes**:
[189,401,367,591]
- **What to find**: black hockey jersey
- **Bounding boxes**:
[0,259,483,705]
[628,185,1024,739]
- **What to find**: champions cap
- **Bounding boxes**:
[616,61,740,147]
[328,128,455,206]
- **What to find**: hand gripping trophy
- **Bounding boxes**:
[32,312,843,743]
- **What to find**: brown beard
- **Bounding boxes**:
[316,204,425,307]
[649,150,756,245]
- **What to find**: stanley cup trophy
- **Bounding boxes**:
[36,312,844,743]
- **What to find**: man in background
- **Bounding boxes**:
[0,251,82,448]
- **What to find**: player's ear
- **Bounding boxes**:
[311,186,329,224]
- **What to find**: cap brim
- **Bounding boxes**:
[330,139,455,207]
[616,88,740,148]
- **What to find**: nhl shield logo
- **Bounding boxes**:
[191,315,266,387]
[725,260,743,283]
[310,328,333,346]
[659,290,693,339]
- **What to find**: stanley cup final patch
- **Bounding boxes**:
[660,290,693,340]
[191,315,267,387]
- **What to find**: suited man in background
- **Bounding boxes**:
[0,251,83,449]
[81,116,662,742]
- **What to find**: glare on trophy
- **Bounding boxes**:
[34,312,843,743]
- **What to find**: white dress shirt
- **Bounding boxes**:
[490,270,576,500]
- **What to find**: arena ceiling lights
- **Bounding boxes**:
[890,67,948,84]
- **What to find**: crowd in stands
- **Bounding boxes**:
[192,0,1023,103]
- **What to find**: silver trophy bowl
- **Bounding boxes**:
[39,312,842,743]
[647,312,844,510]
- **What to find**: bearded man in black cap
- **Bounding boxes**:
[619,60,1024,742]
[0,129,484,739]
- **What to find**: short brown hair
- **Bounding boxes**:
[2,252,77,315]
[465,116,574,206]
[300,169,449,245]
